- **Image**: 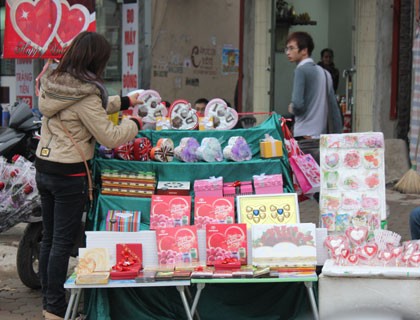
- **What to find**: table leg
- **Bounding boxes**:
[190,283,205,316]
[176,286,193,320]
[304,282,319,320]
[65,288,80,320]
[71,288,83,320]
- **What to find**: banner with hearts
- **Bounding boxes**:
[3,0,96,59]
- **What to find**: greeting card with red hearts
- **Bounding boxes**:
[4,0,96,59]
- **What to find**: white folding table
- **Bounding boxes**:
[63,275,192,320]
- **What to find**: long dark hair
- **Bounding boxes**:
[52,31,111,83]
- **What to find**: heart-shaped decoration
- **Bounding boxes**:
[131,89,168,123]
[205,98,238,130]
[169,100,198,130]
[340,248,350,259]
[56,1,90,47]
[150,138,174,162]
[345,226,368,246]
[391,247,403,258]
[409,252,420,266]
[362,243,378,258]
[347,254,359,265]
[324,235,348,252]
[10,0,61,53]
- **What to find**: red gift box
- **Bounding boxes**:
[223,181,253,197]
[110,243,143,280]
[194,196,235,229]
[214,258,241,271]
[150,195,192,229]
[206,223,247,265]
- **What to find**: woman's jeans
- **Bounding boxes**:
[36,172,87,317]
[410,207,420,240]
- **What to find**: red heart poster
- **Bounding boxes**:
[2,0,96,59]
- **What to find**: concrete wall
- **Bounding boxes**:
[149,0,239,106]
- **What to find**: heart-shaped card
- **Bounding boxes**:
[205,98,238,130]
[168,100,199,130]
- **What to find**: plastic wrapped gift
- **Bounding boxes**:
[223,136,252,162]
[260,134,283,158]
[253,174,283,194]
[194,176,223,197]
[174,137,200,162]
[196,137,223,162]
[223,180,253,197]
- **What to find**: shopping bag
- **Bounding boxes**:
[289,153,320,194]
[280,117,320,195]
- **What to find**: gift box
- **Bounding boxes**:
[214,258,241,271]
[105,210,141,232]
[110,243,142,280]
[194,196,235,229]
[260,134,283,158]
[223,181,253,197]
[156,226,199,266]
[206,223,247,265]
[150,195,192,229]
[252,174,283,195]
[194,176,223,197]
[156,181,190,195]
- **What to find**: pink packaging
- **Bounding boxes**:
[252,174,283,195]
[194,176,223,197]
[223,181,253,197]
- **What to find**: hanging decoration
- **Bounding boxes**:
[2,0,96,59]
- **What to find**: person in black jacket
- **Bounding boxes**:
[318,48,339,93]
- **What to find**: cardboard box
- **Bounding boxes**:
[260,139,283,158]
[194,196,235,229]
[223,181,253,197]
[253,174,283,195]
[156,181,190,195]
[194,176,223,197]
[156,226,199,266]
[206,223,247,265]
[150,195,192,229]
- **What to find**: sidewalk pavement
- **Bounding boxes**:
[0,187,418,319]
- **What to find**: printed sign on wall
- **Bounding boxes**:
[3,0,96,59]
[122,0,139,96]
[15,59,34,108]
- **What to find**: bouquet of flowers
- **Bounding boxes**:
[0,156,40,233]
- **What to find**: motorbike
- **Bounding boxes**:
[0,101,84,289]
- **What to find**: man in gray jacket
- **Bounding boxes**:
[286,31,342,163]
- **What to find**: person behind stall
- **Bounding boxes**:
[318,48,340,93]
[285,32,342,164]
[35,31,143,320]
[409,207,420,240]
[193,98,208,117]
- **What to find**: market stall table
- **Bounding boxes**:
[63,275,192,320]
[190,275,319,320]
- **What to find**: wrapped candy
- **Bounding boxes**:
[196,137,223,162]
[174,137,200,162]
[223,136,252,162]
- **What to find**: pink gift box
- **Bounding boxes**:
[194,177,223,197]
[252,174,283,194]
[223,181,253,197]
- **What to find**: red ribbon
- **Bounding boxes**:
[231,181,241,187]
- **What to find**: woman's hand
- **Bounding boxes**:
[128,92,144,107]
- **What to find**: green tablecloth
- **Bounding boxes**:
[84,113,315,319]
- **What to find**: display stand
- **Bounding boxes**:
[80,114,314,319]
